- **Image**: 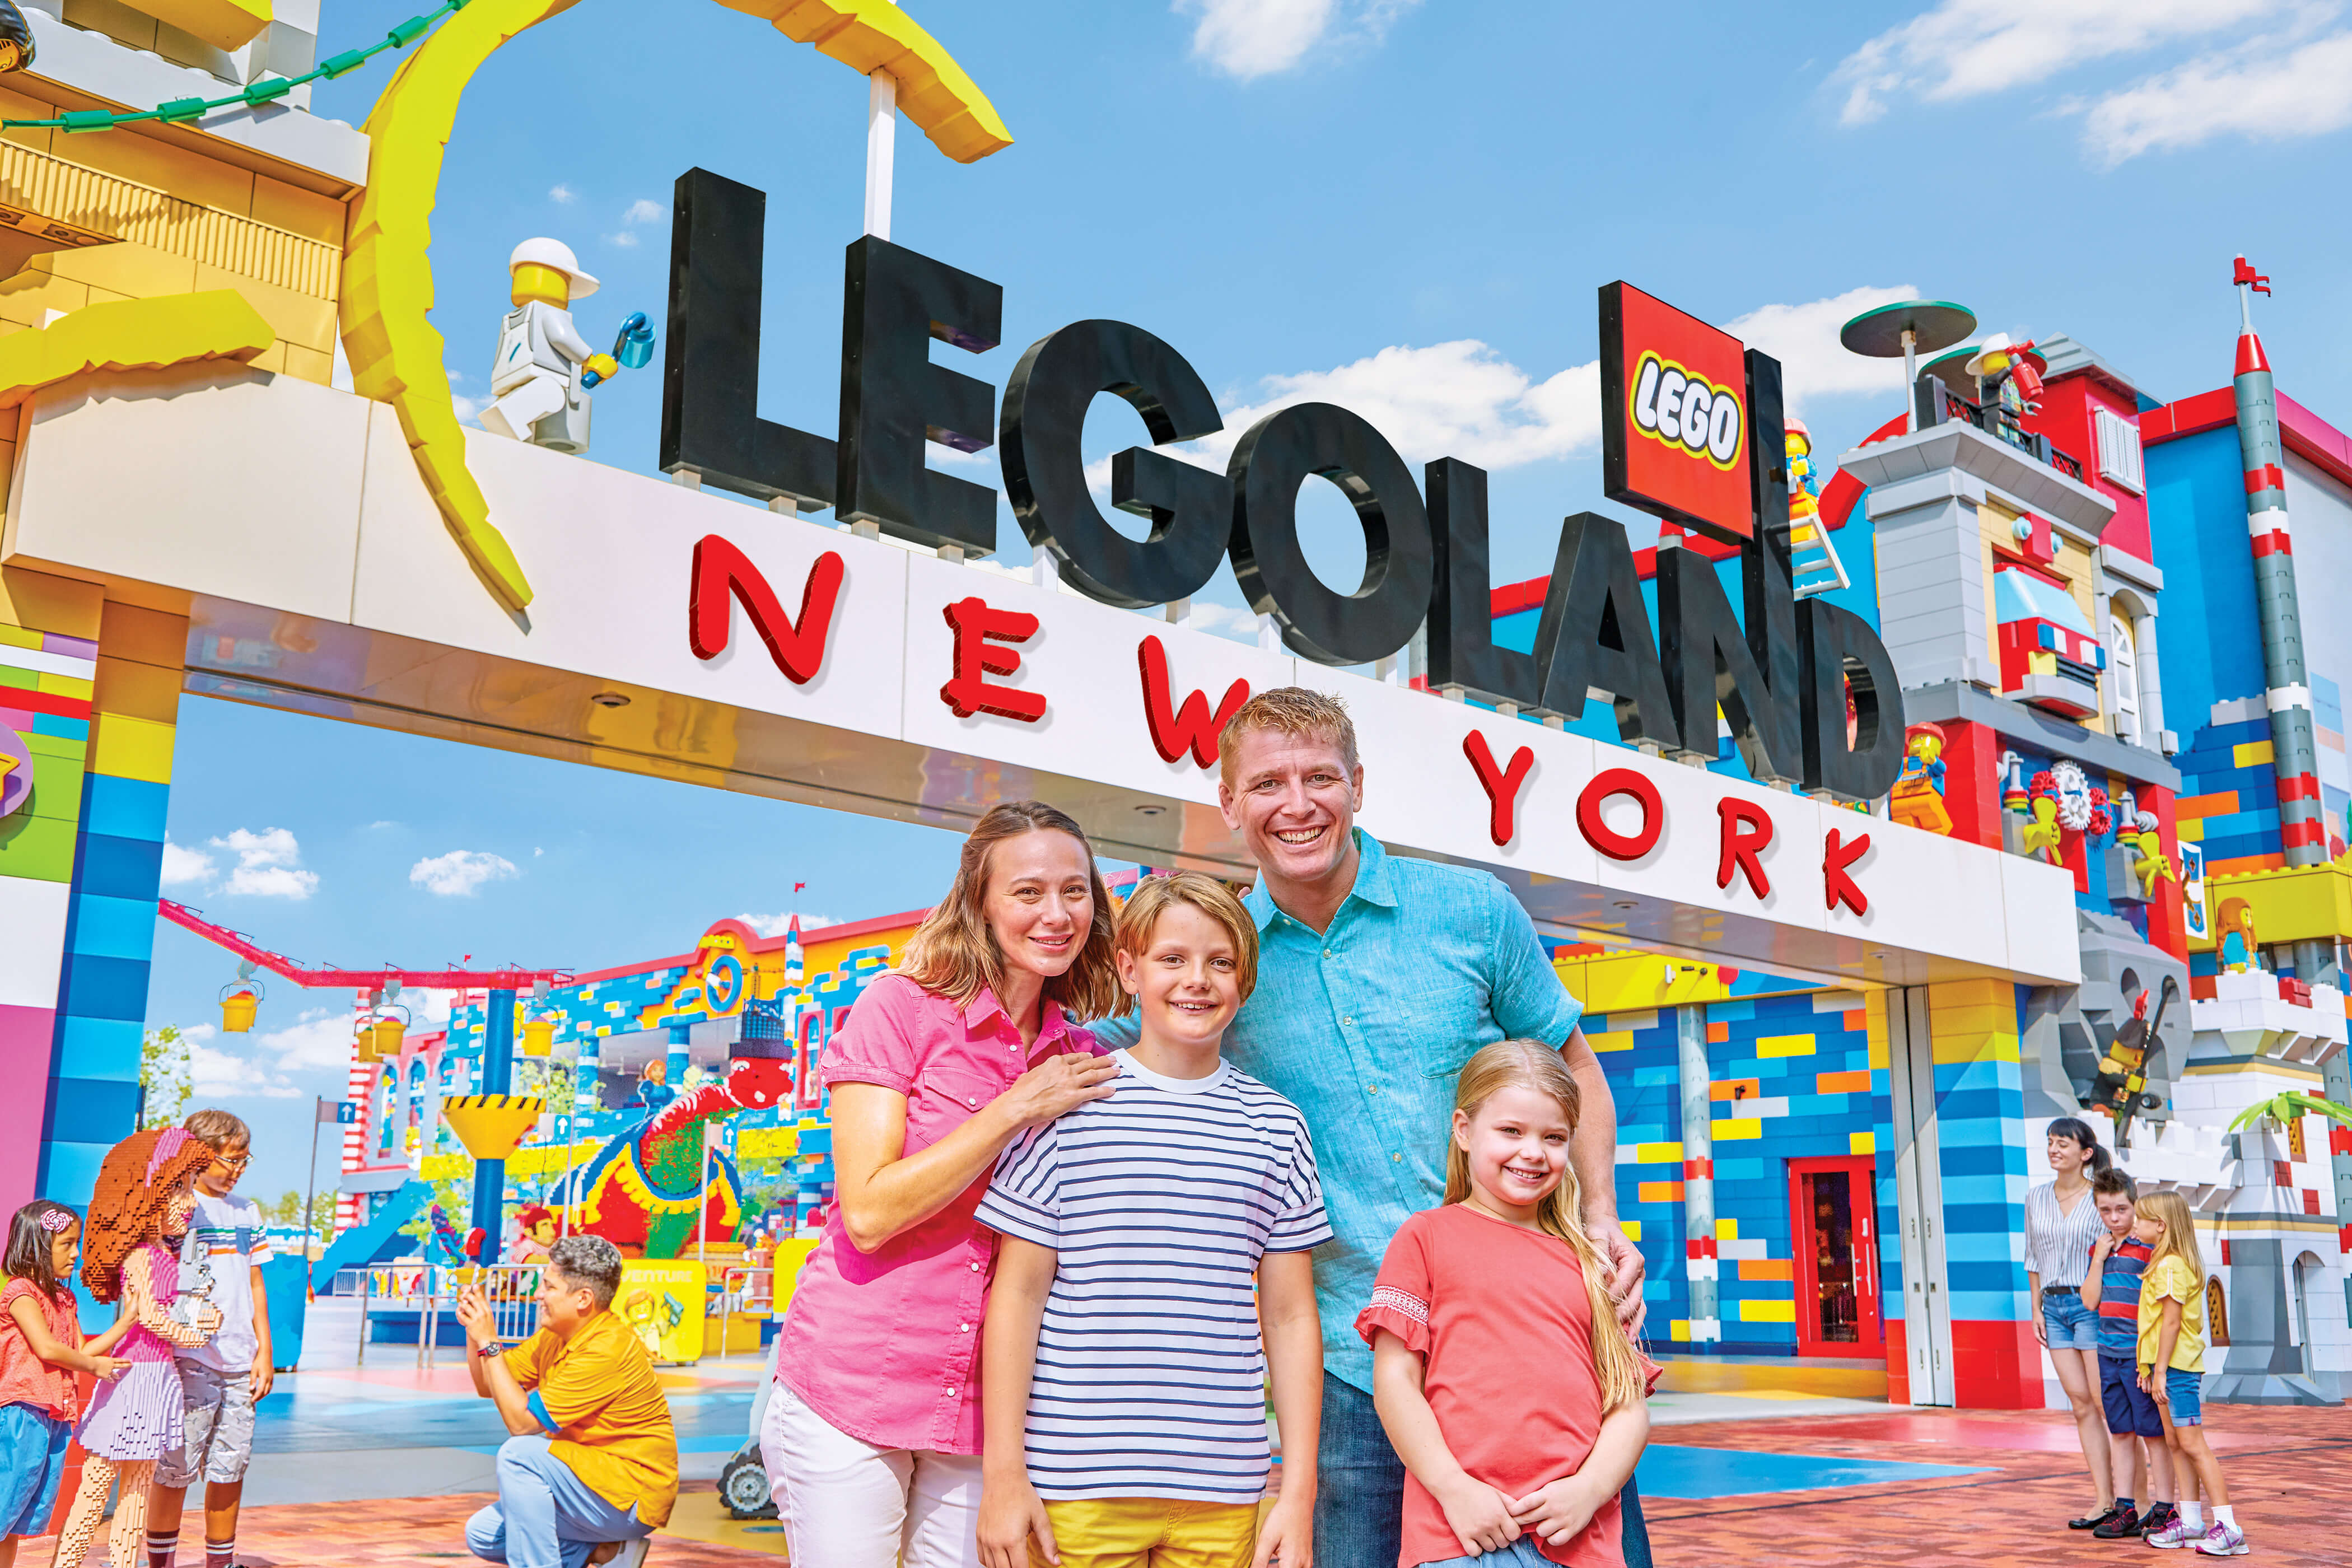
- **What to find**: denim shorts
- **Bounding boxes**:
[2041,1289,2101,1350]
[2164,1367,2203,1426]
[2099,1354,2162,1438]
[0,1402,71,1537]
[1420,1541,1555,1568]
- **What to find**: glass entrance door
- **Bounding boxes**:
[1788,1154,1884,1358]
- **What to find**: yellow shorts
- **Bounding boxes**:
[1036,1497,1261,1568]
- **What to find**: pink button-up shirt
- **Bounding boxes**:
[774,973,1103,1455]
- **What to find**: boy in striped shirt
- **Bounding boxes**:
[977,871,1328,1568]
[2081,1168,2175,1540]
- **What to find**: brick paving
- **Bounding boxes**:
[1644,1404,2351,1566]
[24,1407,2348,1567]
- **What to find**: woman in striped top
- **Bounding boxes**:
[2024,1116,2118,1532]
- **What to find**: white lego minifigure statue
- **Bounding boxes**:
[482,237,618,455]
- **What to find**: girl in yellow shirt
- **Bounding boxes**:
[2132,1192,2245,1555]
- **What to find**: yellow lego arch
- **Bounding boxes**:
[339,0,1014,613]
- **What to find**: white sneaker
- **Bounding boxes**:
[2144,1518,2204,1550]
[2192,1523,2249,1557]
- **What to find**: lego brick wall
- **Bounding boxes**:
[1597,989,1889,1355]
[38,600,185,1207]
[1929,977,2039,1408]
[0,568,105,1213]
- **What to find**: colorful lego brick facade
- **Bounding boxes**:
[0,568,181,1212]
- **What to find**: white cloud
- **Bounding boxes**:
[549,183,577,204]
[1831,0,2279,124]
[209,827,318,900]
[161,839,214,888]
[190,1034,302,1100]
[736,912,839,937]
[1166,601,1269,643]
[605,231,640,249]
[447,368,482,426]
[2078,27,2352,163]
[409,849,520,897]
[622,198,664,226]
[1725,283,1923,416]
[1180,0,1418,80]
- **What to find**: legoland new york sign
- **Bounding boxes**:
[6,167,2078,987]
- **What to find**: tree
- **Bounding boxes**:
[141,1025,193,1129]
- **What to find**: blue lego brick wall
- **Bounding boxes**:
[2144,426,2267,741]
[1593,989,1892,1355]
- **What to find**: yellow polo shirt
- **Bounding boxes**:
[508,1310,679,1527]
[2136,1254,2206,1375]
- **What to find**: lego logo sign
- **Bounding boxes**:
[1600,282,1754,543]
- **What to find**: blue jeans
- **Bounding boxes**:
[1418,1544,1553,1568]
[465,1435,653,1568]
[1315,1377,1651,1568]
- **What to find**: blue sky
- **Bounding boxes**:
[154,0,2352,1201]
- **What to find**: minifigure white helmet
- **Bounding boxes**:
[1962,333,2014,379]
[507,237,599,299]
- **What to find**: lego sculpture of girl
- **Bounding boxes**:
[49,1128,223,1568]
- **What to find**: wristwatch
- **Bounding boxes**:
[477,1340,505,1360]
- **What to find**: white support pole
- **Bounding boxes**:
[1902,326,1918,433]
[865,70,897,242]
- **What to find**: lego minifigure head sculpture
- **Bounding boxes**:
[507,237,600,311]
[0,1,34,75]
[81,1127,214,1304]
[519,1204,558,1247]
[1903,721,1945,766]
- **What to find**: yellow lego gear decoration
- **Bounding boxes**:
[341,0,1011,615]
[0,291,275,411]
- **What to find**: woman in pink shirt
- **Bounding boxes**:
[765,801,1125,1568]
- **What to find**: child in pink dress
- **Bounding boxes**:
[1358,1039,1659,1568]
[50,1130,222,1568]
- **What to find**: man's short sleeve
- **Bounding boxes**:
[533,1329,626,1432]
[974,1123,1062,1249]
[503,1328,558,1392]
[1267,1117,1334,1254]
[1486,878,1583,1044]
[819,974,925,1095]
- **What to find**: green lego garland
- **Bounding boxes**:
[3,0,471,133]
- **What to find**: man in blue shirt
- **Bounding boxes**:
[1095,687,1647,1567]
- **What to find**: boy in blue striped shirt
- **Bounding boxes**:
[2081,1168,2175,1540]
[976,871,1328,1568]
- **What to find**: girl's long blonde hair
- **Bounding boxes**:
[2136,1189,2204,1281]
[894,801,1124,1021]
[1446,1039,1648,1412]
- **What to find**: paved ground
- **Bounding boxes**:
[22,1331,2347,1566]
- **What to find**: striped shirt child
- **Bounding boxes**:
[974,1049,1331,1501]
[2095,1234,2155,1359]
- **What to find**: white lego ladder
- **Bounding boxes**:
[1789,515,1851,599]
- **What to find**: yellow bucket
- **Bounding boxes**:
[371,1015,407,1057]
[521,1019,556,1057]
[220,988,260,1033]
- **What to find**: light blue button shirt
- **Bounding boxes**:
[1093,830,1583,1390]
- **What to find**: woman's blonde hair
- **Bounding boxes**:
[2135,1189,2204,1282]
[1445,1039,1647,1412]
[894,801,1124,1021]
[1114,871,1259,1002]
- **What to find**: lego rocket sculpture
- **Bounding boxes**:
[2231,258,2325,872]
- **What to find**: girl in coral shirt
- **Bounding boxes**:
[1359,1040,1656,1568]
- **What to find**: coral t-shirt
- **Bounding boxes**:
[1356,1205,1657,1568]
[0,1278,82,1420]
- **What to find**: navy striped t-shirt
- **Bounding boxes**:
[974,1049,1332,1502]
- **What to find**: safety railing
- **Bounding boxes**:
[1914,377,2089,485]
[336,1262,547,1366]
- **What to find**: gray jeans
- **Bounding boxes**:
[156,1365,255,1488]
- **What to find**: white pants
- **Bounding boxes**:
[760,1381,984,1568]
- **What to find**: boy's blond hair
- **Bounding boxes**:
[1114,870,1259,1004]
[1217,687,1358,788]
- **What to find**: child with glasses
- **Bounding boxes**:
[147,1110,276,1568]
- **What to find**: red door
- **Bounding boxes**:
[1788,1154,1883,1359]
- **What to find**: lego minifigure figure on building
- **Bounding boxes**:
[0,1,32,74]
[1965,334,2047,443]
[2124,810,2174,901]
[1786,417,1823,526]
[1890,721,1953,836]
[480,239,645,456]
[2215,897,2262,973]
